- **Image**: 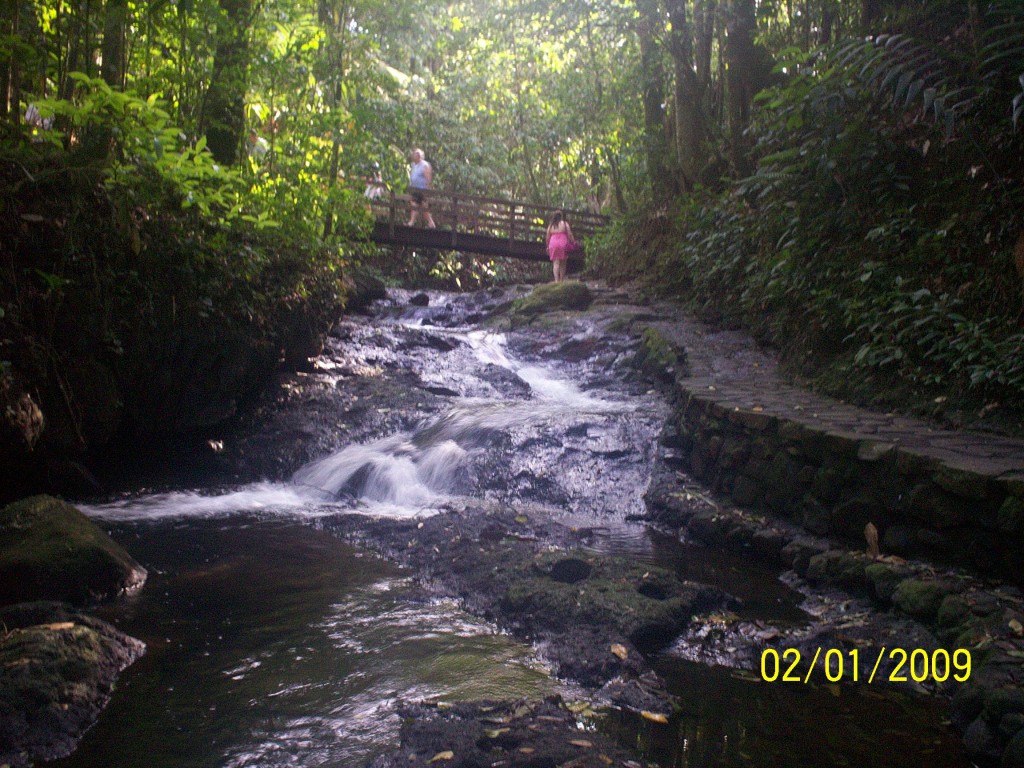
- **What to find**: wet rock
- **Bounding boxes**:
[343,267,387,313]
[864,562,905,603]
[506,281,593,326]
[891,578,955,621]
[1002,727,1024,768]
[329,507,730,698]
[629,327,687,385]
[477,364,531,398]
[0,602,145,767]
[780,537,830,576]
[409,292,430,306]
[368,697,655,768]
[964,716,1003,763]
[805,551,871,594]
[0,495,146,606]
[985,688,1024,728]
[936,594,973,628]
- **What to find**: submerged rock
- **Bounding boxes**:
[0,495,147,606]
[0,602,145,767]
[368,697,657,768]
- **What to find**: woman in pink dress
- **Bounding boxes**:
[545,211,575,283]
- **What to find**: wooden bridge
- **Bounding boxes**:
[367,189,608,260]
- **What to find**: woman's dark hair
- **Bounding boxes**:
[550,210,563,225]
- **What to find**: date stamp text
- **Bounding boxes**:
[760,647,971,684]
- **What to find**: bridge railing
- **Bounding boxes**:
[369,189,608,244]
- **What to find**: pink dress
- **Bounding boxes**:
[547,230,570,261]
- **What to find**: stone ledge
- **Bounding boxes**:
[671,377,1024,582]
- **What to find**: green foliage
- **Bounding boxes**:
[593,9,1024,420]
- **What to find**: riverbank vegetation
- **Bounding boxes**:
[587,1,1024,431]
[2,0,1023,495]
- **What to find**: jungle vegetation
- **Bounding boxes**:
[1,0,1023,480]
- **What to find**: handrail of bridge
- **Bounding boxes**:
[368,189,608,246]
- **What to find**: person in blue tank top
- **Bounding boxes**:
[406,148,436,228]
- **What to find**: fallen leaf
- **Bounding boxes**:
[429,751,454,762]
[569,740,593,748]
[484,728,510,739]
[598,755,613,765]
[640,711,669,724]
[517,747,534,754]
[515,515,528,524]
[41,622,75,631]
[610,643,629,660]
[1010,619,1023,637]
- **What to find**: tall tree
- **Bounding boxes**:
[203,0,251,164]
[667,0,708,192]
[100,0,127,88]
[724,0,756,176]
[636,0,673,199]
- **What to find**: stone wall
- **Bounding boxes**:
[670,389,1024,582]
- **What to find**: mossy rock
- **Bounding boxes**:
[0,602,145,766]
[0,495,146,606]
[508,281,593,325]
[937,594,973,627]
[342,265,387,313]
[500,550,721,651]
[984,687,1024,726]
[630,327,687,383]
[891,578,954,621]
[864,562,905,603]
[805,550,871,593]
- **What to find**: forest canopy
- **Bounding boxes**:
[1,0,1024,475]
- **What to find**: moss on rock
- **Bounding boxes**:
[0,602,145,766]
[0,495,146,606]
[508,281,593,325]
[891,578,954,621]
[630,327,687,384]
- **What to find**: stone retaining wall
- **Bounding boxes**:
[669,388,1024,583]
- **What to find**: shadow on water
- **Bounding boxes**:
[601,658,968,768]
[54,517,560,768]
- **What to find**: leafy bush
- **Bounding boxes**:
[593,13,1024,425]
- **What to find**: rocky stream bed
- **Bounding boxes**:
[4,282,1023,767]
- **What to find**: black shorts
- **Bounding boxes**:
[407,187,426,205]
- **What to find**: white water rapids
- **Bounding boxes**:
[83,329,633,523]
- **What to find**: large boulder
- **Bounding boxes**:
[508,281,593,325]
[0,602,145,767]
[0,495,146,606]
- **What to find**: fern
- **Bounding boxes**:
[980,1,1024,129]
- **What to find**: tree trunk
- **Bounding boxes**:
[694,0,716,89]
[861,0,882,32]
[820,1,835,44]
[636,0,673,200]
[203,0,251,165]
[100,0,127,88]
[724,0,756,177]
[667,0,706,192]
[0,0,17,123]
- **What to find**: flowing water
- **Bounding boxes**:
[56,292,968,768]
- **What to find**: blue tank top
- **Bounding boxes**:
[410,160,429,189]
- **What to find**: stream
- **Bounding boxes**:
[56,288,968,768]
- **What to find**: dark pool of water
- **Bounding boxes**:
[53,516,559,768]
[603,658,968,768]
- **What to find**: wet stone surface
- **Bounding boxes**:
[63,282,1010,768]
